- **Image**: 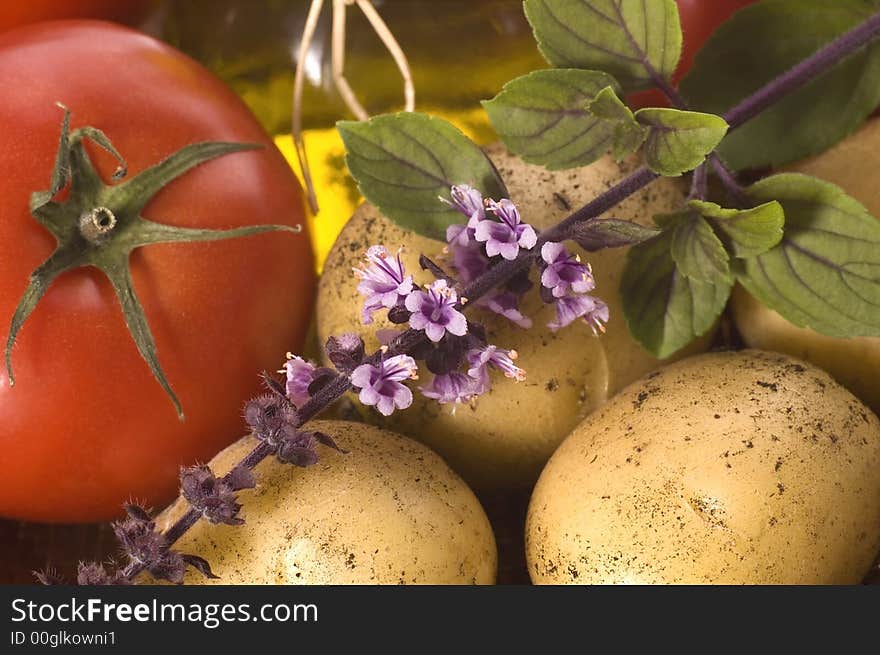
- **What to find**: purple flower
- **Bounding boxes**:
[354,245,414,324]
[405,279,468,343]
[467,345,526,387]
[443,186,490,283]
[376,328,404,347]
[276,430,343,467]
[34,569,65,585]
[284,354,317,406]
[540,242,595,298]
[448,238,489,283]
[479,291,533,329]
[447,220,477,249]
[244,394,297,447]
[444,188,487,275]
[76,562,129,586]
[325,333,366,374]
[350,354,418,416]
[179,464,255,526]
[276,431,320,467]
[113,505,188,584]
[548,294,610,333]
[420,371,483,407]
[475,199,537,260]
[443,184,485,223]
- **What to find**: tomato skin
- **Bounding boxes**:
[629,0,759,108]
[0,21,315,522]
[0,0,153,32]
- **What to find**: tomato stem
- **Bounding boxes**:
[78,206,117,244]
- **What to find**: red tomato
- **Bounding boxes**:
[0,0,153,32]
[0,21,315,522]
[629,0,758,108]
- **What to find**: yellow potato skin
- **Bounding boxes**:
[732,118,880,413]
[526,350,880,584]
[153,420,497,584]
[317,144,708,492]
[732,288,880,415]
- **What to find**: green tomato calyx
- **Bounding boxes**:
[5,104,301,419]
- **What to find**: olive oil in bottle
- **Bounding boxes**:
[159,0,544,268]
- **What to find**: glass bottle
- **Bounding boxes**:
[157,0,545,268]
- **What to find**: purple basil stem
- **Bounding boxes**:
[350,354,418,416]
[354,245,414,324]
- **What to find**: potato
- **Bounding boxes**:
[154,420,497,584]
[732,289,880,415]
[317,144,709,492]
[526,350,880,584]
[732,118,880,413]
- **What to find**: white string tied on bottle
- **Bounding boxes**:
[293,0,415,214]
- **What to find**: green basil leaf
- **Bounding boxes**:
[738,173,880,338]
[688,199,785,257]
[567,217,661,251]
[621,229,732,358]
[669,213,731,282]
[680,0,880,170]
[337,113,508,240]
[482,69,621,169]
[586,86,647,160]
[635,108,728,177]
[523,0,682,92]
